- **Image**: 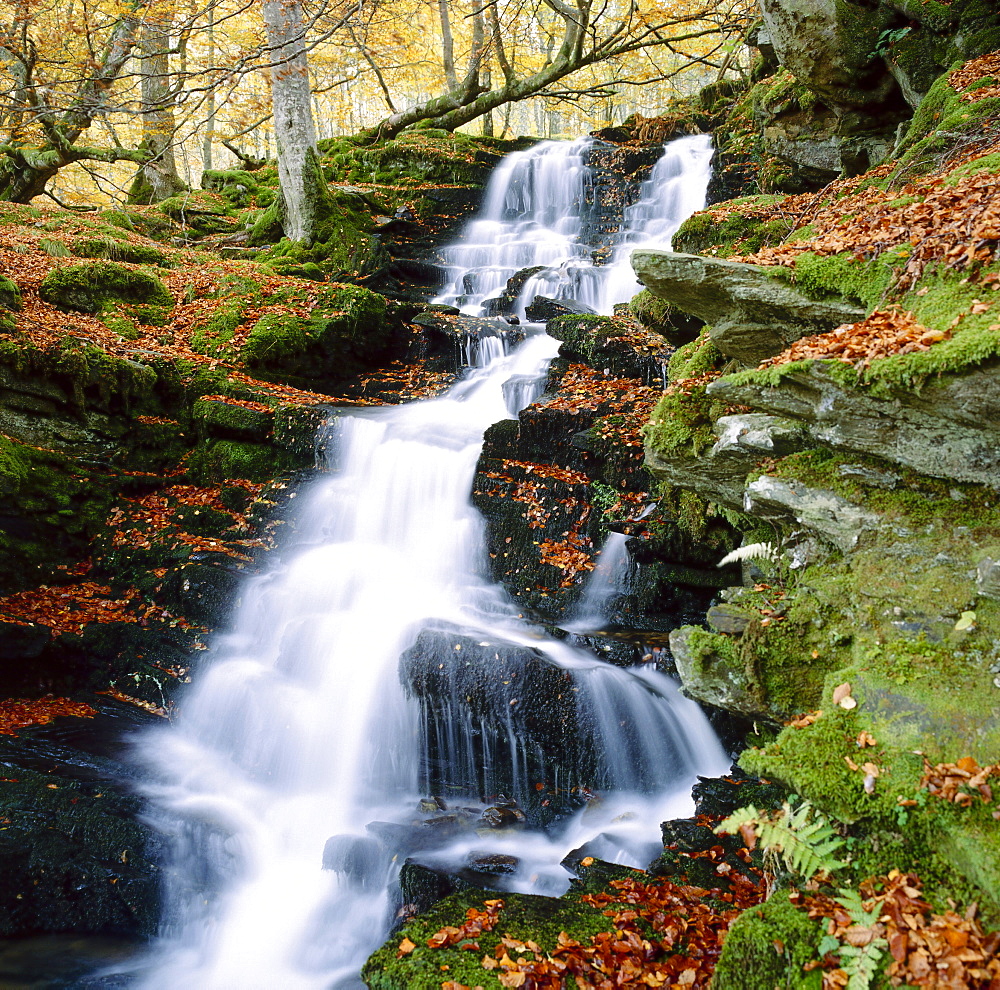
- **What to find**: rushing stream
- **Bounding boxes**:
[132,133,723,989]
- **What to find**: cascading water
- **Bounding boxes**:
[435,132,713,318]
[564,531,635,632]
[132,134,722,990]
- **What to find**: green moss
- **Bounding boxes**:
[673,197,795,258]
[38,261,173,315]
[72,237,169,267]
[201,169,259,208]
[786,250,902,310]
[362,886,631,990]
[894,66,1000,178]
[945,150,1000,183]
[191,299,245,360]
[644,384,717,459]
[240,282,390,380]
[185,439,294,484]
[102,315,141,340]
[712,892,823,990]
[0,435,118,592]
[667,328,723,382]
[0,274,22,311]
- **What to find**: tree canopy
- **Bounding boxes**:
[0,0,752,207]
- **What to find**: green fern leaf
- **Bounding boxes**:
[716,801,846,880]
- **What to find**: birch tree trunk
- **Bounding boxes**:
[260,0,329,243]
[130,8,188,203]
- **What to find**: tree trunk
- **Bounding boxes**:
[258,0,333,244]
[438,0,458,92]
[129,10,188,204]
[202,6,216,172]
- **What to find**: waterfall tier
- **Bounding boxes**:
[435,133,713,318]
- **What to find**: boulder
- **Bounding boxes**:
[631,251,864,365]
[398,625,593,821]
[646,412,811,511]
[709,360,1000,488]
[38,262,173,316]
[758,0,899,111]
[743,476,880,553]
[524,295,597,323]
[668,625,771,721]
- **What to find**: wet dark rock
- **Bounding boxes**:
[0,620,50,660]
[464,851,519,875]
[0,934,143,989]
[660,818,724,853]
[365,822,441,857]
[547,313,672,384]
[410,311,524,372]
[692,767,787,819]
[478,802,526,830]
[397,860,477,917]
[0,698,163,938]
[399,625,593,822]
[524,295,596,323]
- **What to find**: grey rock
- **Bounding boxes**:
[709,360,1000,488]
[645,412,810,511]
[977,559,1000,602]
[631,251,864,365]
[838,464,900,489]
[744,476,879,552]
[758,0,899,110]
[706,604,755,636]
[669,625,771,721]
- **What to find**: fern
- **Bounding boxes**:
[833,887,888,989]
[717,804,887,989]
[717,541,778,568]
[715,801,847,880]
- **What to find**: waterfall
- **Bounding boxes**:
[132,136,723,990]
[435,132,713,318]
[565,531,635,632]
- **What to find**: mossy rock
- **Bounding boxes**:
[72,237,170,267]
[193,396,274,441]
[673,194,794,257]
[240,283,392,380]
[628,288,703,345]
[712,892,824,990]
[38,262,173,315]
[190,298,245,360]
[185,439,295,484]
[362,886,618,990]
[0,274,22,311]
[201,169,259,208]
[894,61,1000,179]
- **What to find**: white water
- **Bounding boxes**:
[133,136,723,990]
[435,133,714,318]
[565,531,635,632]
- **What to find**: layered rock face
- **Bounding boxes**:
[635,66,1000,943]
[712,0,1000,194]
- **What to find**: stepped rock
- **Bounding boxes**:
[631,251,864,365]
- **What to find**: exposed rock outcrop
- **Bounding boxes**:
[632,251,864,365]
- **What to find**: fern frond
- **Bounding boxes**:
[716,801,847,880]
[717,541,778,568]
